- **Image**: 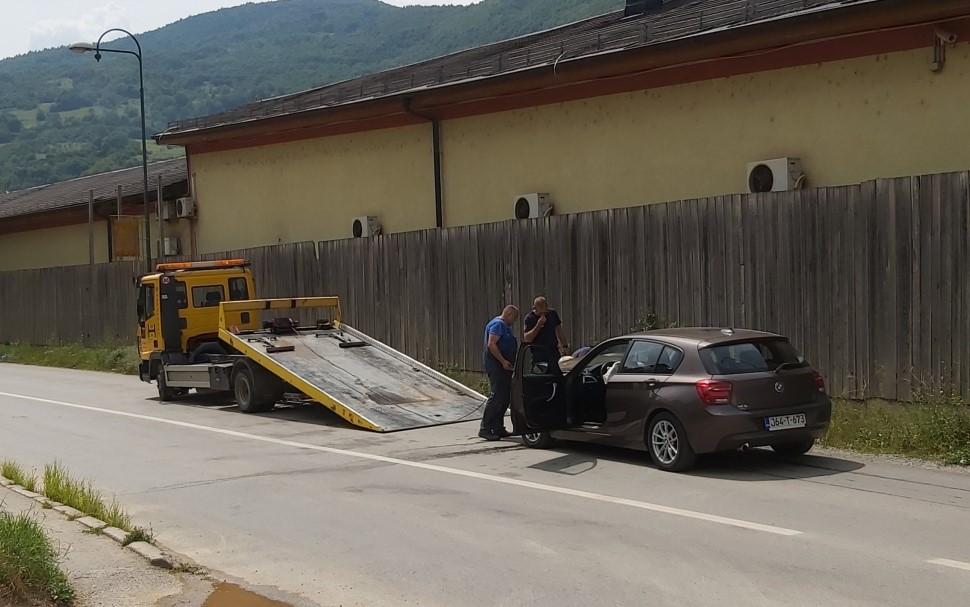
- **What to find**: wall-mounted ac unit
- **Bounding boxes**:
[514,193,554,219]
[162,237,181,256]
[746,158,805,193]
[176,197,197,218]
[352,216,382,238]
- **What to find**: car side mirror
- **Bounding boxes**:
[603,362,620,384]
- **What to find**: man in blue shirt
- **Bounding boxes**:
[479,305,520,441]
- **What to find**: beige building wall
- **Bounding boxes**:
[0,222,109,271]
[442,43,970,225]
[190,124,435,254]
[188,43,970,248]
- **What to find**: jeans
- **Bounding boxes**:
[481,366,512,432]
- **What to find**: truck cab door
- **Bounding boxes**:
[511,345,568,434]
[137,280,160,359]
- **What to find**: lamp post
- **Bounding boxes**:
[70,30,152,273]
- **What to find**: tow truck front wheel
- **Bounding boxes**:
[157,368,187,402]
[233,363,281,413]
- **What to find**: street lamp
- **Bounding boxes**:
[70,29,152,273]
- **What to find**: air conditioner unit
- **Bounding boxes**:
[160,200,176,221]
[175,197,197,218]
[162,237,181,256]
[514,193,554,220]
[746,158,805,193]
[352,216,382,238]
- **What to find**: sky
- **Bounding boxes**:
[0,0,475,60]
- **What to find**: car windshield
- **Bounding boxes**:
[700,339,806,375]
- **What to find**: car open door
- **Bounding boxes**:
[511,344,568,434]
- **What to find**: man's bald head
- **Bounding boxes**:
[501,305,520,323]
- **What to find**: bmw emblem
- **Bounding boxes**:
[774,382,785,393]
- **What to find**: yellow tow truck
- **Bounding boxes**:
[136,259,484,432]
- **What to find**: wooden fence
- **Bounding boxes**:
[1,171,968,401]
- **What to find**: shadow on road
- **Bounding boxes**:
[148,393,357,429]
[524,441,864,480]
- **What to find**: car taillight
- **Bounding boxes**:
[696,380,732,406]
[814,373,826,393]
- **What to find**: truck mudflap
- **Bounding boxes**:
[218,298,485,432]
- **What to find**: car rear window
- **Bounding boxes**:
[699,339,806,375]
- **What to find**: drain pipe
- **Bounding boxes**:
[404,98,444,228]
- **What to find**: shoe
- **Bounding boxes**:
[478,429,501,441]
[497,428,513,438]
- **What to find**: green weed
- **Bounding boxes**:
[0,460,38,492]
[42,462,132,532]
[0,511,74,605]
[122,527,155,547]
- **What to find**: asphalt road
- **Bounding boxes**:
[1,363,968,607]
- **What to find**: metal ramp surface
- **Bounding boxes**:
[218,299,484,432]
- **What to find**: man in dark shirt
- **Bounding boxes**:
[479,305,520,441]
[523,297,569,362]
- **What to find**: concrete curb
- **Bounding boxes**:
[0,475,177,571]
[54,504,84,519]
[102,527,128,544]
[77,516,108,531]
[126,541,175,570]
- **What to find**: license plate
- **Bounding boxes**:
[765,413,807,431]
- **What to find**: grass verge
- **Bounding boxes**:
[43,463,132,532]
[438,367,489,395]
[0,511,74,605]
[0,460,38,492]
[0,343,139,375]
[822,396,970,465]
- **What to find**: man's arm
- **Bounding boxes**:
[556,324,569,354]
[523,315,545,343]
[487,334,514,371]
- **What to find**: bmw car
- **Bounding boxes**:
[510,328,832,472]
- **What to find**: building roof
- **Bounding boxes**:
[159,0,876,139]
[0,158,187,220]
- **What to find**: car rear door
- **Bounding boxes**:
[511,345,569,433]
[699,338,819,410]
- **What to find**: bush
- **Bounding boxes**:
[0,511,74,605]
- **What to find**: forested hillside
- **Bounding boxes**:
[0,0,621,191]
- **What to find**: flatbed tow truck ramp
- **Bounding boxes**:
[161,297,486,432]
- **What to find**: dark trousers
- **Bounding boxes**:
[481,367,512,432]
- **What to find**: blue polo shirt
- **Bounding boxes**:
[483,316,517,372]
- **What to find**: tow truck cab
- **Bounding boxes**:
[136,259,260,382]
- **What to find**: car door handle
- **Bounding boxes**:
[643,380,659,389]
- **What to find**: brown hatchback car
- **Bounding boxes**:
[510,328,832,472]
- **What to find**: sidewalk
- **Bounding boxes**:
[0,489,212,607]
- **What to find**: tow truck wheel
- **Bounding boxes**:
[233,364,278,413]
[157,368,186,402]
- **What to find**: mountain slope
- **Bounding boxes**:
[0,0,621,192]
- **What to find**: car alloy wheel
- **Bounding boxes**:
[522,430,553,449]
[651,420,679,465]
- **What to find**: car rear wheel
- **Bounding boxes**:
[771,438,816,457]
[521,431,554,449]
[647,413,697,472]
